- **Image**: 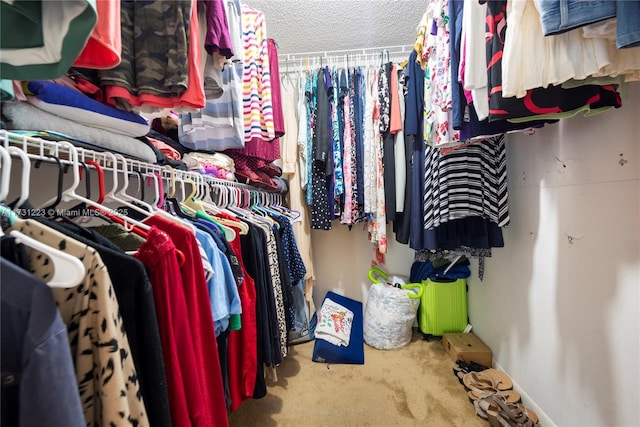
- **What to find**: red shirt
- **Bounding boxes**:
[135,227,192,427]
[144,216,228,427]
[224,226,258,411]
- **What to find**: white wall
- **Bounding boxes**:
[310,223,415,304]
[310,83,640,426]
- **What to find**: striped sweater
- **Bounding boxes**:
[241,5,275,143]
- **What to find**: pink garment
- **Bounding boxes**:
[459,32,473,105]
[389,64,402,134]
[73,0,122,69]
[268,38,285,139]
[147,137,181,161]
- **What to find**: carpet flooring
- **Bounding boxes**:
[228,329,487,426]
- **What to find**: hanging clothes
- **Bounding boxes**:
[278,74,317,337]
[39,219,172,427]
[483,0,622,123]
[226,224,258,411]
[135,227,198,427]
[8,219,149,426]
[144,214,229,427]
[310,68,333,230]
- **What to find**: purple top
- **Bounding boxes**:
[203,0,234,58]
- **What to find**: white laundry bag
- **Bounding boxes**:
[363,267,423,350]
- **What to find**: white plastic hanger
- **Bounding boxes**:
[9,229,85,288]
[0,145,12,202]
[7,146,31,208]
[56,143,151,232]
[105,153,155,217]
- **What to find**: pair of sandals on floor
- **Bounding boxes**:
[454,361,540,427]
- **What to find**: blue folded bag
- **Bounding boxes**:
[312,291,364,365]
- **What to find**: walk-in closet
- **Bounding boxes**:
[1,1,638,426]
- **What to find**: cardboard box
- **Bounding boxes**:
[442,332,492,368]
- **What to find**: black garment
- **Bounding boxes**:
[383,131,396,222]
[314,68,332,172]
[216,329,231,410]
[272,224,294,334]
[393,133,413,244]
[484,0,621,122]
[33,218,173,427]
[1,236,31,270]
[310,163,332,230]
[311,68,333,230]
[261,227,284,367]
[240,226,267,399]
[381,62,396,221]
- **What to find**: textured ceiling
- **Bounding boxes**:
[242,0,425,55]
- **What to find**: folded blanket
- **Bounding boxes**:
[2,101,157,163]
[26,80,149,137]
[315,297,354,347]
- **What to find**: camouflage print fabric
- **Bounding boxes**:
[98,0,191,102]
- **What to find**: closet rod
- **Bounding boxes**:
[0,130,283,197]
[278,44,412,60]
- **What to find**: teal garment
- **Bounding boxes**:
[331,66,344,198]
[0,0,97,80]
[0,80,14,101]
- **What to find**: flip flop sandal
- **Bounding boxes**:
[474,395,502,420]
[485,395,539,427]
[463,371,511,395]
[453,360,489,384]
[468,388,522,404]
[480,368,514,391]
[455,359,489,373]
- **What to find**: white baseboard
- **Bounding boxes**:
[493,360,557,427]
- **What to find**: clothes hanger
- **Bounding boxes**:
[132,170,147,205]
[203,182,248,236]
[0,145,11,203]
[144,169,183,221]
[0,146,18,229]
[57,144,151,234]
[32,146,85,210]
[180,177,205,213]
[54,156,93,215]
[9,229,85,287]
[6,146,31,209]
[153,172,165,209]
[161,166,184,216]
[187,174,238,241]
[163,170,193,219]
[165,165,176,198]
[112,153,154,214]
